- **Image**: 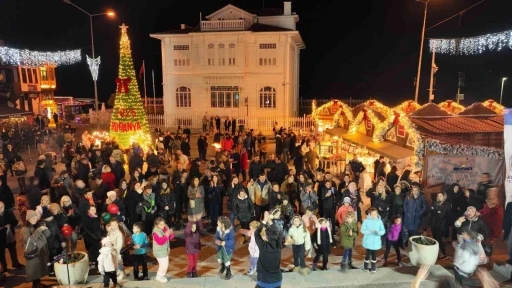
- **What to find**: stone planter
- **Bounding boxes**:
[408,236,439,266]
[54,252,89,285]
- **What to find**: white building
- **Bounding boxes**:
[150,2,305,119]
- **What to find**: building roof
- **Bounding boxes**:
[410,103,451,117]
[0,105,33,119]
[410,116,503,134]
[352,103,386,122]
[458,102,497,116]
[246,8,284,16]
[153,22,292,35]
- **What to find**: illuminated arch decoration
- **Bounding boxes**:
[438,100,465,114]
[392,100,420,115]
[348,100,390,136]
[311,99,353,125]
[332,102,354,126]
[482,99,504,114]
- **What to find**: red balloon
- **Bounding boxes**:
[61,224,73,237]
[107,203,119,215]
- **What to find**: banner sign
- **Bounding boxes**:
[505,109,512,205]
[426,155,504,190]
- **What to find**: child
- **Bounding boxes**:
[340,211,358,272]
[215,216,235,280]
[383,215,404,267]
[270,207,287,239]
[16,196,29,225]
[311,218,333,271]
[131,222,149,281]
[97,236,122,288]
[336,197,355,229]
[247,221,260,275]
[106,219,125,279]
[302,206,319,235]
[281,195,294,227]
[286,215,311,275]
[184,219,201,278]
[453,229,480,285]
[152,217,175,283]
[361,207,385,273]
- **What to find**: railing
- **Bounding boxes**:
[201,20,245,31]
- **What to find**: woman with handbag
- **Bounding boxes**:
[187,177,205,228]
[21,210,51,288]
[13,155,27,195]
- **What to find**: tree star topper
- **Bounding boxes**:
[120,23,129,33]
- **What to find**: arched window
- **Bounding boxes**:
[218,44,226,65]
[176,86,191,107]
[259,86,276,108]
[207,44,215,65]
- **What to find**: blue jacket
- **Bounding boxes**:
[361,216,386,250]
[215,227,235,255]
[131,232,149,255]
[403,195,427,231]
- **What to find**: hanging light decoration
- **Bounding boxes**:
[87,55,101,81]
[430,30,512,55]
[0,46,81,66]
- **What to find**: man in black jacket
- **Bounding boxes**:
[109,156,125,188]
[0,201,23,273]
[255,211,283,288]
[249,155,263,180]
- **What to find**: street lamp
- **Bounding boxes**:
[63,0,115,128]
[414,0,430,104]
[500,77,507,105]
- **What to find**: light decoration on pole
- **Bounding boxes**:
[430,29,512,55]
[109,23,151,148]
[438,100,465,114]
[86,55,101,81]
[0,46,81,66]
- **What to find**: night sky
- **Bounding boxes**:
[1,0,512,107]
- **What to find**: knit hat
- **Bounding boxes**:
[282,195,289,202]
[107,191,117,199]
[343,197,351,204]
[26,210,37,220]
[101,236,112,246]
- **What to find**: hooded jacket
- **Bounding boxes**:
[184,221,201,254]
[233,193,254,223]
[340,220,358,248]
[454,240,480,275]
[361,215,386,250]
[248,179,271,206]
[454,207,488,241]
[97,246,117,274]
[403,194,427,231]
[287,216,312,250]
[215,226,235,255]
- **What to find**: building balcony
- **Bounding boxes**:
[200,20,245,31]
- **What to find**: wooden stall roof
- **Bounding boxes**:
[352,103,386,121]
[458,102,497,116]
[409,103,451,117]
[410,116,503,134]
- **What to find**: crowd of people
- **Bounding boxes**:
[0,119,507,288]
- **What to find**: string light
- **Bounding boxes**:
[430,30,512,55]
[110,23,151,148]
[0,46,81,66]
[87,55,101,81]
[438,100,465,114]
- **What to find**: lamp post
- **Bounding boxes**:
[500,77,507,105]
[63,0,114,128]
[414,0,430,104]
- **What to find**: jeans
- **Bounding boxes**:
[281,149,289,163]
[342,248,352,263]
[103,271,117,287]
[249,256,258,270]
[210,202,220,227]
[132,254,148,279]
[384,240,402,262]
[292,244,306,268]
[156,256,169,278]
[432,226,447,256]
[229,211,236,226]
[187,253,199,273]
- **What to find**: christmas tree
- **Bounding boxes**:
[110,23,151,148]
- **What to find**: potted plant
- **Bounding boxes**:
[54,225,90,285]
[408,235,439,266]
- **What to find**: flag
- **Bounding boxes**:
[139,61,145,79]
[505,109,512,205]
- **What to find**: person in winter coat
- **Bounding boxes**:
[320,180,337,232]
[152,217,175,283]
[40,208,65,274]
[101,165,116,191]
[454,206,488,244]
[255,211,283,288]
[446,183,464,240]
[0,201,23,273]
[503,198,512,264]
[104,190,126,223]
[311,218,333,271]
[125,182,144,229]
[453,230,480,285]
[215,216,235,280]
[389,184,405,218]
[286,215,312,275]
[383,214,404,267]
[227,175,244,225]
[187,177,205,223]
[82,206,102,269]
[22,210,51,288]
[300,182,318,214]
[479,194,503,242]
[340,211,358,272]
[248,173,271,221]
[156,181,177,227]
[106,219,125,279]
[240,147,249,182]
[281,175,299,212]
[184,219,202,278]
[268,182,283,210]
[97,236,122,288]
[342,182,363,223]
[361,208,386,273]
[429,192,451,259]
[233,189,254,242]
[403,186,427,240]
[131,222,149,281]
[137,186,157,236]
[336,197,355,229]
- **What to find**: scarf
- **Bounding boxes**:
[316,222,332,245]
[85,194,95,206]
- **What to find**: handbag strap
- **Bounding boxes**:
[24,237,33,252]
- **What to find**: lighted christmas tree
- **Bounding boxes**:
[110,23,151,148]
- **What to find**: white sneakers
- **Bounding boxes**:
[117,270,125,280]
[155,276,168,283]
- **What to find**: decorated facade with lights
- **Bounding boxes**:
[430,29,512,55]
[109,24,151,148]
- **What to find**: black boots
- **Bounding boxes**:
[348,260,356,269]
[340,262,346,272]
[187,272,193,278]
[192,271,199,278]
[362,260,369,272]
[371,260,377,273]
[219,263,226,273]
[225,266,232,280]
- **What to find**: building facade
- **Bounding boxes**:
[151,2,305,118]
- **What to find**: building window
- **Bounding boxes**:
[175,86,191,107]
[259,58,277,66]
[228,43,236,66]
[173,45,190,50]
[207,43,215,66]
[218,44,225,66]
[259,86,276,108]
[174,59,190,66]
[27,68,33,83]
[40,67,48,81]
[210,86,240,108]
[259,43,276,49]
[32,69,38,84]
[20,68,27,83]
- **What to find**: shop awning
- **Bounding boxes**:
[0,106,33,119]
[326,128,414,161]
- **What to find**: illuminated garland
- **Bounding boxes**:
[392,100,420,114]
[311,100,353,124]
[0,46,81,66]
[482,99,504,114]
[425,139,504,158]
[332,102,354,126]
[348,112,365,134]
[430,29,512,55]
[438,100,465,114]
[348,100,388,136]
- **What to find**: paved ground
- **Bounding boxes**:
[1,129,511,287]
